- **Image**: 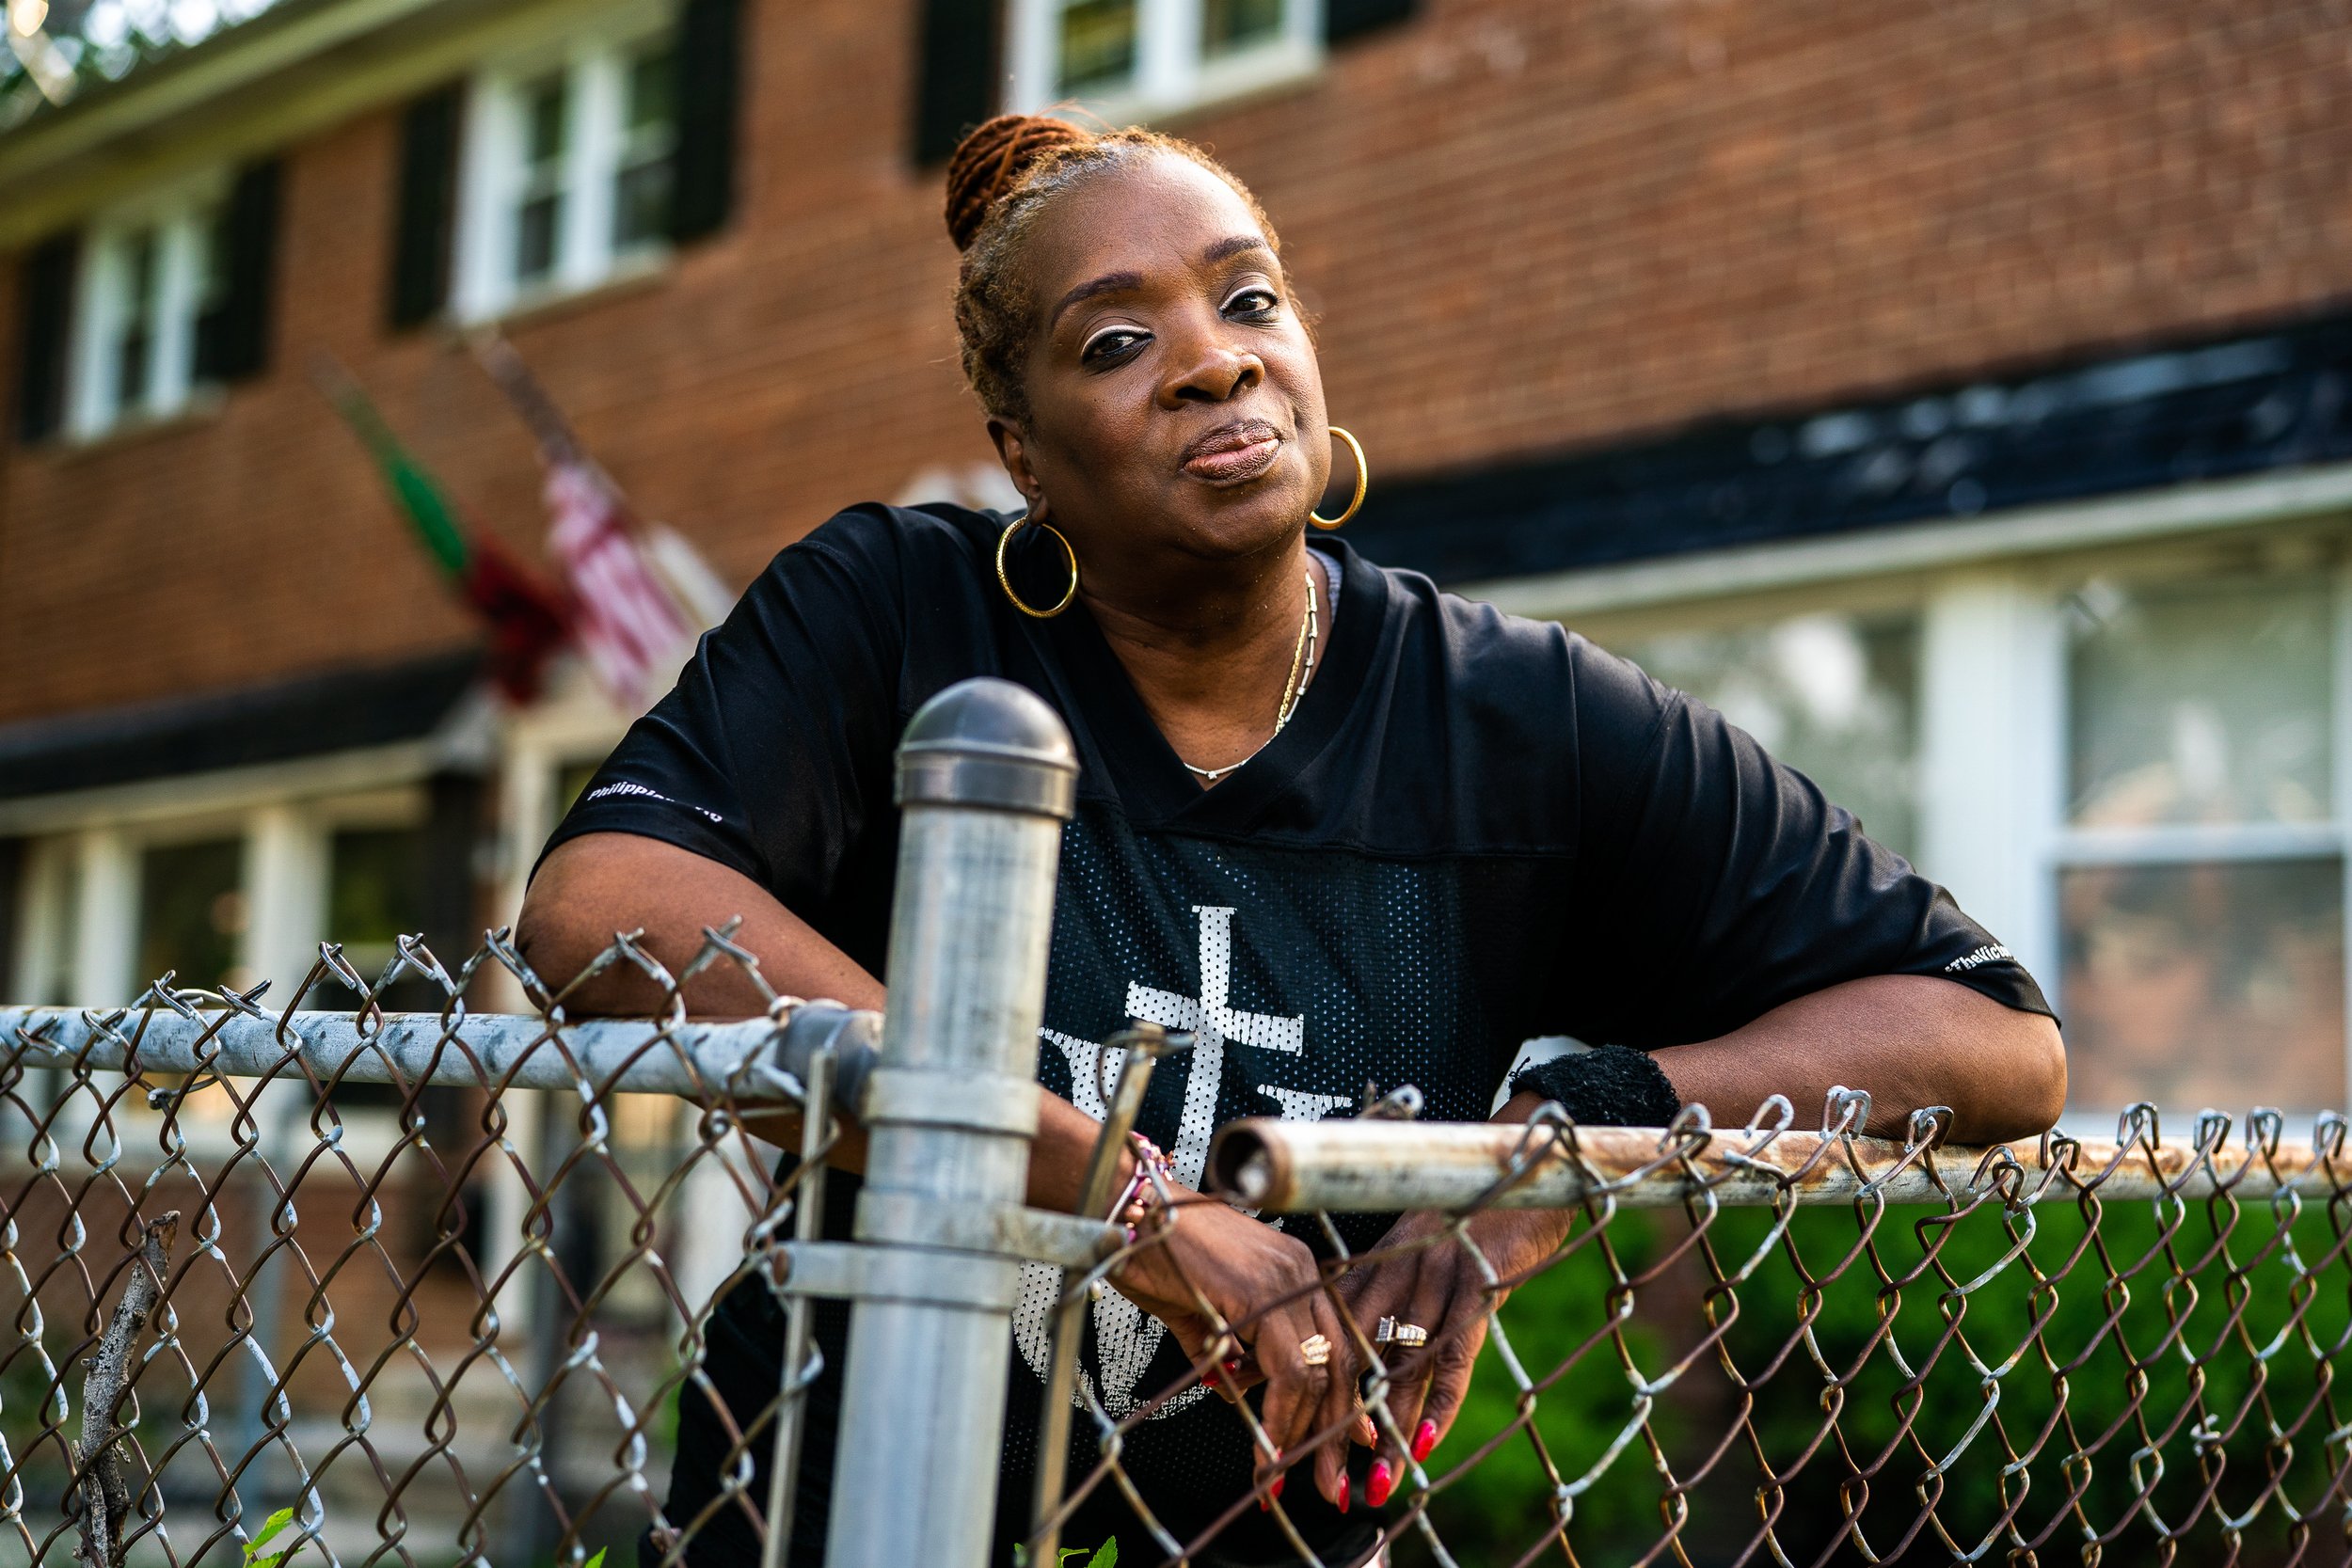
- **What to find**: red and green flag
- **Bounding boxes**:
[318,360,572,701]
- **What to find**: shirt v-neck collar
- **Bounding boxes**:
[1042,539,1389,832]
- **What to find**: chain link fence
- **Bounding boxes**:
[7,681,2352,1567]
[0,928,857,1568]
[12,969,2350,1568]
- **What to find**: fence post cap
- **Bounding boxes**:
[896,677,1078,818]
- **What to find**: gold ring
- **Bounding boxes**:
[1375,1316,1429,1348]
[1298,1333,1333,1367]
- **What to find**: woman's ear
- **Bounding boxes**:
[987,417,1049,521]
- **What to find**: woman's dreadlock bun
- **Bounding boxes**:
[945,114,1096,251]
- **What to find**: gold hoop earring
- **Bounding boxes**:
[1309,426,1368,531]
[995,512,1080,618]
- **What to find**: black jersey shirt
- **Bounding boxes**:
[544,501,2052,1568]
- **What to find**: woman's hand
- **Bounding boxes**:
[1110,1191,1366,1511]
[1332,1204,1572,1505]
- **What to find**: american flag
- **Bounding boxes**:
[471,333,730,708]
[542,460,697,705]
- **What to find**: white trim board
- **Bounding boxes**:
[1459,461,2352,620]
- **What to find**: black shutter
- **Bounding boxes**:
[192,158,281,382]
[670,0,743,243]
[388,85,461,330]
[1326,0,1415,44]
[14,231,77,442]
[911,0,997,166]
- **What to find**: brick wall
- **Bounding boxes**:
[4,0,2350,726]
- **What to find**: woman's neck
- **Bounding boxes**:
[1082,536,1325,784]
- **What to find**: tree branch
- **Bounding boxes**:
[74,1211,177,1568]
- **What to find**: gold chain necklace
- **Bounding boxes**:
[1181,564,1320,784]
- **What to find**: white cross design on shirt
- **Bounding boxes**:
[1017,905,1351,1418]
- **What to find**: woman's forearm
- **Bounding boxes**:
[1650,974,2067,1143]
[520,831,1137,1211]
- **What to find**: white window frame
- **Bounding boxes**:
[2029,551,2352,1119]
[65,168,229,441]
[1006,0,1324,122]
[1490,468,2352,1120]
[453,0,678,324]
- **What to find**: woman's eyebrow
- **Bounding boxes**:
[1201,234,1272,265]
[1050,271,1143,327]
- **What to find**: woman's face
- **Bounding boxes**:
[993,154,1330,578]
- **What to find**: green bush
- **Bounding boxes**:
[1408,1188,2352,1565]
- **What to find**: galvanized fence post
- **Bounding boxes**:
[818,678,1077,1568]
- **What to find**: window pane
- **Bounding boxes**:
[1057,0,1137,93]
[516,193,563,283]
[613,40,678,251]
[612,156,674,249]
[1615,611,1921,863]
[327,827,427,984]
[115,228,157,410]
[626,44,676,134]
[513,71,571,286]
[2067,574,2333,829]
[523,72,569,166]
[136,839,245,992]
[1203,0,1284,55]
[2059,857,2344,1112]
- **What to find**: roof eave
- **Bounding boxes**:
[0,0,567,248]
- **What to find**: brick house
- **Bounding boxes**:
[5,0,2352,1123]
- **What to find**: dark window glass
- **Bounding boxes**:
[613,41,679,249]
[516,195,562,282]
[1057,0,1137,92]
[515,71,570,285]
[135,839,245,993]
[190,199,233,385]
[1203,0,1283,54]
[116,228,158,411]
[626,43,676,133]
[524,71,569,165]
[321,826,438,1108]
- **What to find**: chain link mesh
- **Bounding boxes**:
[9,951,2351,1567]
[0,930,834,1568]
[1036,1089,2352,1568]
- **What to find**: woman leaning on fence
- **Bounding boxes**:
[520,115,2067,1568]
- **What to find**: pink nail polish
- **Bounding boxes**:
[1336,1474,1350,1514]
[1412,1419,1438,1462]
[1368,1460,1393,1508]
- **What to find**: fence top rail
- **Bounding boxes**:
[15,997,2344,1214]
[0,1001,876,1104]
[1209,1108,2352,1212]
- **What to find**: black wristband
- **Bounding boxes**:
[1508,1045,1681,1127]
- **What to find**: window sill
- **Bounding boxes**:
[41,387,230,462]
[455,248,676,332]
